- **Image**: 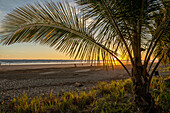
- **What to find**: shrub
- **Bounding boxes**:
[1,77,169,113]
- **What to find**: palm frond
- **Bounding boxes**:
[75,0,134,64]
[75,0,164,66]
[144,0,170,67]
[0,1,122,67]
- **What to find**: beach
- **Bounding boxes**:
[0,63,132,102]
[0,63,169,103]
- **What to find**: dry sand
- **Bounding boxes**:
[0,63,169,103]
[0,63,131,102]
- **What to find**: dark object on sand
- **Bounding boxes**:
[75,82,83,87]
[74,64,77,67]
[154,70,159,77]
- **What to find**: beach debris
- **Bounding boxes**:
[75,82,83,87]
[75,69,91,73]
[73,73,79,76]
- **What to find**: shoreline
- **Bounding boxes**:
[0,64,131,102]
[0,63,169,102]
[0,63,96,72]
[0,63,131,72]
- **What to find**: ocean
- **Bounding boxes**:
[0,59,132,65]
[0,59,87,65]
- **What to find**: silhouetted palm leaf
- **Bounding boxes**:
[0,1,170,112]
[0,0,169,77]
[0,1,119,67]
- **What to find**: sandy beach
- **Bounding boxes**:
[0,63,169,103]
[0,64,132,102]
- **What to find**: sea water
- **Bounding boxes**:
[0,59,132,65]
[0,59,87,65]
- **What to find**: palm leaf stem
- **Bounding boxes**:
[123,20,132,41]
[149,52,165,83]
[144,19,169,67]
[148,49,163,72]
[145,28,165,68]
[100,0,134,66]
[8,23,131,76]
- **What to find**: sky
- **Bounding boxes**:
[0,0,76,59]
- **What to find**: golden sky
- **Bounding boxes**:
[0,0,75,60]
[0,43,71,59]
[0,0,148,60]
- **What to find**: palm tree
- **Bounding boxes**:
[0,0,169,112]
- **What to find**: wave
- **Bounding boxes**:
[0,59,87,65]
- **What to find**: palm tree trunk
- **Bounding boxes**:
[132,66,160,113]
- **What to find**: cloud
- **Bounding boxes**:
[0,10,6,21]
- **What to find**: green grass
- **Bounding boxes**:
[1,77,170,113]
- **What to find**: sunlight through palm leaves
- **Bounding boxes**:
[0,0,169,112]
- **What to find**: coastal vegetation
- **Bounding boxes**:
[0,0,169,112]
[0,76,170,113]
